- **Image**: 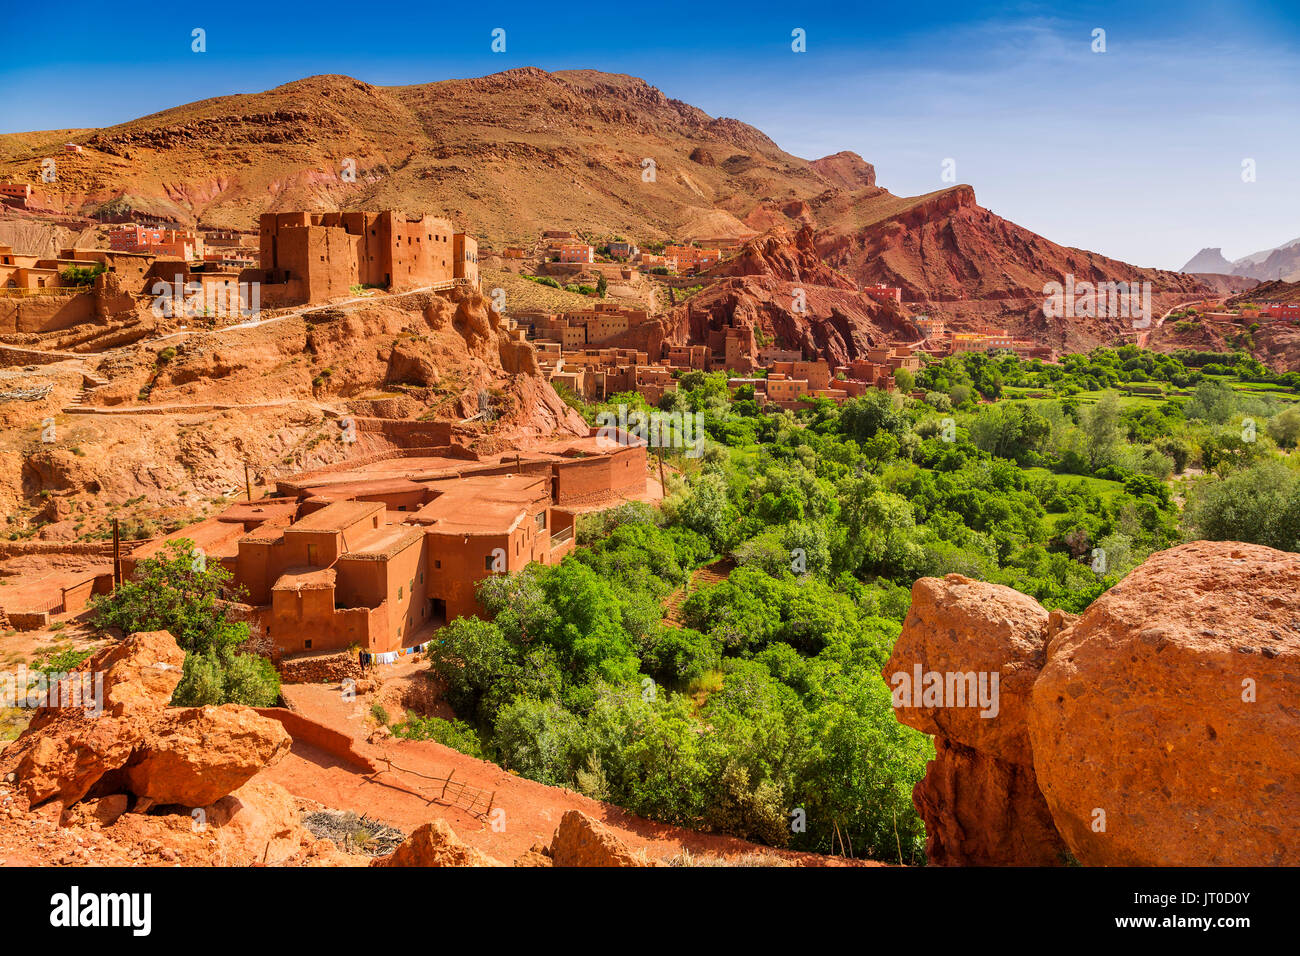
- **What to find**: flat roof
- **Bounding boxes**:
[283,455,486,490]
[129,515,246,561]
[217,498,300,525]
[343,524,424,559]
[271,567,336,590]
[299,478,429,499]
[413,475,549,535]
[285,499,384,533]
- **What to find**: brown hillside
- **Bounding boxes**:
[0,69,850,246]
[0,66,1237,356]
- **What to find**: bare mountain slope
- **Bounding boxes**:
[0,69,861,245]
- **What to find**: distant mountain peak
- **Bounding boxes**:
[1180,248,1233,274]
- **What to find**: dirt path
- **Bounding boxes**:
[663,555,735,626]
[264,670,869,866]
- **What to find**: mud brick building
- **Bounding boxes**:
[526,304,652,350]
[258,210,478,306]
[108,224,203,259]
[123,433,647,656]
[863,283,903,305]
[663,244,722,273]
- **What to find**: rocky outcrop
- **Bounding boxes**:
[13,716,140,808]
[886,541,1300,867]
[682,276,917,368]
[92,629,187,717]
[372,819,503,867]
[883,575,1070,866]
[548,810,652,867]
[809,150,876,190]
[1028,541,1300,866]
[0,630,290,812]
[123,705,291,807]
[203,779,308,865]
[708,225,858,290]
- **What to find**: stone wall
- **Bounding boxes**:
[276,651,364,685]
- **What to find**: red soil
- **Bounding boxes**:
[264,667,871,866]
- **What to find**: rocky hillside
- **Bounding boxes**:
[0,69,863,246]
[0,286,585,541]
[799,184,1208,346]
[669,225,918,366]
[0,67,1214,337]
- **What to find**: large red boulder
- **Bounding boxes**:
[1028,541,1300,866]
[124,705,291,807]
[883,574,1070,865]
[548,810,653,867]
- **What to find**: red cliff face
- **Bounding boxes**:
[679,276,918,367]
[673,225,917,366]
[885,541,1300,866]
[707,225,858,290]
[812,184,1211,348]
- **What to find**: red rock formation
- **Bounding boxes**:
[916,738,1068,867]
[883,575,1070,865]
[885,543,1300,866]
[1028,541,1300,866]
[809,150,876,190]
[811,184,1211,349]
[372,819,503,867]
[123,705,291,807]
[548,809,653,867]
[1,630,291,812]
[681,276,918,368]
[708,225,858,290]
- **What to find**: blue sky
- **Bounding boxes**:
[2,0,1297,270]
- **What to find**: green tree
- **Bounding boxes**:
[1266,405,1300,448]
[1078,392,1123,470]
[91,539,280,706]
[1184,461,1300,551]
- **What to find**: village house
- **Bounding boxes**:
[0,183,37,210]
[524,304,652,350]
[122,435,648,656]
[557,242,594,264]
[914,316,946,339]
[109,224,204,259]
[864,283,903,305]
[257,210,478,306]
[946,327,1051,359]
[663,244,722,274]
[665,344,712,370]
[758,346,803,364]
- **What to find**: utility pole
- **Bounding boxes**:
[112,518,121,587]
[658,452,665,496]
[244,462,252,501]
